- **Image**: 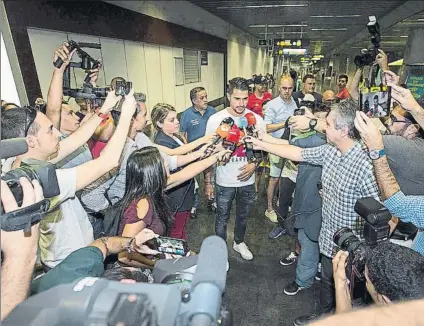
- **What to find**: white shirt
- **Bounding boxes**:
[39,168,93,267]
[205,108,266,187]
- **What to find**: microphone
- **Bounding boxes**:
[238,117,255,162]
[189,236,228,325]
[201,126,230,159]
[220,117,234,127]
[1,138,28,159]
[220,126,240,164]
[244,113,264,161]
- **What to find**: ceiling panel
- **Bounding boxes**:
[188,0,422,56]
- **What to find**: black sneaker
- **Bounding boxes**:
[284,281,306,296]
[280,252,299,266]
[293,314,320,326]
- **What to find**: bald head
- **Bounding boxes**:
[279,75,294,101]
[323,90,335,101]
[279,75,294,86]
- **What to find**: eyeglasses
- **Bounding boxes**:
[389,113,411,124]
[24,106,37,136]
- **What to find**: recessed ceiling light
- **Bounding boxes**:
[217,4,308,9]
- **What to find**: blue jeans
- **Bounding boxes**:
[215,184,256,244]
[295,228,319,288]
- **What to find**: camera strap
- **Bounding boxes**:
[1,199,50,233]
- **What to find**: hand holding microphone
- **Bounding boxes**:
[220,125,241,165]
[201,125,229,159]
[239,117,256,163]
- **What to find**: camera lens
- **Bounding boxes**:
[333,227,361,253]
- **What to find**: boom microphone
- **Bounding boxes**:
[189,236,228,325]
[1,138,28,159]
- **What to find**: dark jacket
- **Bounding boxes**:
[292,132,326,241]
[154,131,195,214]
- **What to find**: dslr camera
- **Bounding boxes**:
[1,158,60,232]
[115,80,132,96]
[354,16,381,67]
[333,197,391,280]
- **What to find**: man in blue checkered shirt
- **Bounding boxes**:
[248,99,380,323]
[355,110,424,257]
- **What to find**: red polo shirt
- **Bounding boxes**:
[247,92,272,117]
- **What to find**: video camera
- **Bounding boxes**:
[333,197,391,280]
[354,16,381,67]
[246,74,275,93]
[0,139,59,232]
[3,236,232,326]
[57,40,109,106]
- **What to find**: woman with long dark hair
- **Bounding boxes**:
[118,146,228,267]
[151,103,196,240]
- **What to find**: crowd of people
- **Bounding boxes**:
[1,41,424,325]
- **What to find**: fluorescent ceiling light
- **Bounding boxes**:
[218,4,308,9]
[258,32,307,34]
[249,24,308,28]
[400,35,409,38]
[311,15,361,18]
[381,35,409,38]
[311,28,347,31]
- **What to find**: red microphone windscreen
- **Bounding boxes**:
[226,128,240,143]
[245,113,257,126]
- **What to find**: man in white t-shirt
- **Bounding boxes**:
[1,92,136,269]
[205,77,266,260]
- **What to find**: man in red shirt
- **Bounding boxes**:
[247,75,272,117]
[336,74,350,100]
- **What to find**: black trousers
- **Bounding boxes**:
[320,254,335,314]
[276,177,296,227]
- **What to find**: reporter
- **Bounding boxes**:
[116,146,229,267]
[1,178,44,321]
[355,111,424,256]
[1,90,135,269]
[332,242,424,314]
[30,228,159,295]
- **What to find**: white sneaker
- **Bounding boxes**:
[265,209,278,223]
[233,242,253,260]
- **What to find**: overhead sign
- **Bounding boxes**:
[274,48,307,56]
[273,39,309,49]
[258,39,272,47]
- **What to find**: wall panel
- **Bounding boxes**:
[124,41,148,108]
[99,37,127,86]
[144,43,164,109]
[159,46,176,108]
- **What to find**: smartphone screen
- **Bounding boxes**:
[150,236,189,256]
[359,86,391,118]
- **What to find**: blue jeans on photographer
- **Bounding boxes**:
[295,228,319,288]
[215,184,256,244]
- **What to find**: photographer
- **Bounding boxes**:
[355,111,424,256]
[1,90,136,269]
[332,242,424,314]
[1,178,44,320]
[247,99,380,324]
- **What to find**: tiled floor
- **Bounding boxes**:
[186,182,320,326]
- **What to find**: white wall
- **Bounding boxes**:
[1,32,21,105]
[227,40,272,80]
[27,28,224,113]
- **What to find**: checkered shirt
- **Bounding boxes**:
[384,191,424,256]
[302,141,380,258]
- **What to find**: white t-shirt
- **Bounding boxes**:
[205,108,266,187]
[39,168,93,267]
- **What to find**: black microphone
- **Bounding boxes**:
[1,138,28,159]
[220,117,234,127]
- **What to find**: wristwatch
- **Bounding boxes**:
[369,148,386,160]
[309,118,318,130]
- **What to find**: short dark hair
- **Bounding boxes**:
[367,242,424,301]
[302,74,315,83]
[102,266,149,283]
[1,106,39,140]
[227,77,249,95]
[190,87,206,104]
[339,74,348,82]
